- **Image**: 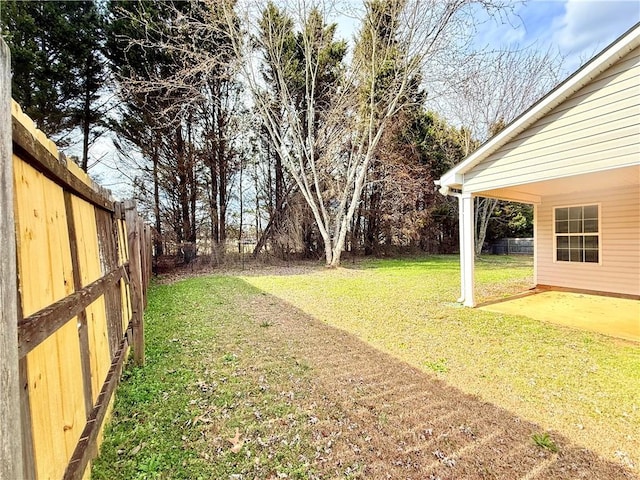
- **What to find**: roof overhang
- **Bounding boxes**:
[466,164,640,204]
[437,22,640,193]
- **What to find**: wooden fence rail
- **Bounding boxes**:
[1,39,152,480]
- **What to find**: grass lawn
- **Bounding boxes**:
[93,255,639,479]
[242,256,639,467]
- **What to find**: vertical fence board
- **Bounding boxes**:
[71,196,111,404]
[16,275,36,480]
[0,38,23,480]
[40,174,85,473]
[118,211,132,335]
[18,357,36,480]
[95,208,122,358]
[14,156,84,478]
[143,224,152,307]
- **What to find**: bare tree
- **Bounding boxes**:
[216,0,508,267]
[432,45,564,254]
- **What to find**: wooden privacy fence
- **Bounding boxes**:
[2,49,152,480]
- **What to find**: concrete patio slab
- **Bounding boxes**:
[480,291,640,343]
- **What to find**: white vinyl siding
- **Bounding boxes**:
[536,184,640,296]
[463,45,640,192]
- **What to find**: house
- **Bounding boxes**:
[437,23,640,307]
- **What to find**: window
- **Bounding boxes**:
[554,205,599,263]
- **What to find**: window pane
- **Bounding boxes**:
[584,219,598,233]
[584,250,599,263]
[570,236,583,249]
[569,220,583,233]
[557,249,569,261]
[557,236,569,248]
[556,220,569,234]
[584,235,599,249]
[570,249,583,262]
[583,205,598,219]
[569,206,583,220]
[555,208,569,221]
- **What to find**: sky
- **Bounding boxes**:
[87,0,640,197]
[470,0,640,73]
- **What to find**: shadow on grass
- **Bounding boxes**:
[229,277,635,479]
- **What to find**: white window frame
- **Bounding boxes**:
[553,203,601,265]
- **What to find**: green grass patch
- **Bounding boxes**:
[94,255,639,476]
[92,277,319,479]
[532,432,559,453]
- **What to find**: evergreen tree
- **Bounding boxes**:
[1,0,107,170]
[105,0,188,257]
[106,0,243,261]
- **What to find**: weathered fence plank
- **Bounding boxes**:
[18,357,36,480]
[125,200,145,366]
[18,267,125,358]
[63,190,94,417]
[96,206,123,358]
[0,37,23,480]
[62,335,129,480]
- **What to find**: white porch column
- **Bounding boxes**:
[456,195,465,303]
[533,203,538,286]
[460,192,476,307]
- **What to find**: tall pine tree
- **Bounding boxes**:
[1,0,107,170]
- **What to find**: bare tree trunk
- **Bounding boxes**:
[187,119,197,248]
[81,83,91,171]
[254,161,261,243]
[365,182,382,255]
[152,146,163,256]
[176,125,195,262]
[216,92,227,245]
[209,150,219,244]
[474,197,497,255]
[238,153,244,243]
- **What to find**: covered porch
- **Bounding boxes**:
[437,25,640,308]
[443,164,640,308]
[448,165,640,308]
[480,288,640,343]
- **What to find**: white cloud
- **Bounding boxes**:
[553,0,640,68]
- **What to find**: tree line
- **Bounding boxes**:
[1,0,563,266]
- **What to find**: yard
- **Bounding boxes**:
[92,256,639,479]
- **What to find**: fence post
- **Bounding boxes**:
[0,38,23,480]
[124,200,145,366]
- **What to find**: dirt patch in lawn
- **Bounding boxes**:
[236,292,635,479]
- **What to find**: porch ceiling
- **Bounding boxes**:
[473,164,640,204]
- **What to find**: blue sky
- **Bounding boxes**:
[473,0,640,73]
[335,0,639,74]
